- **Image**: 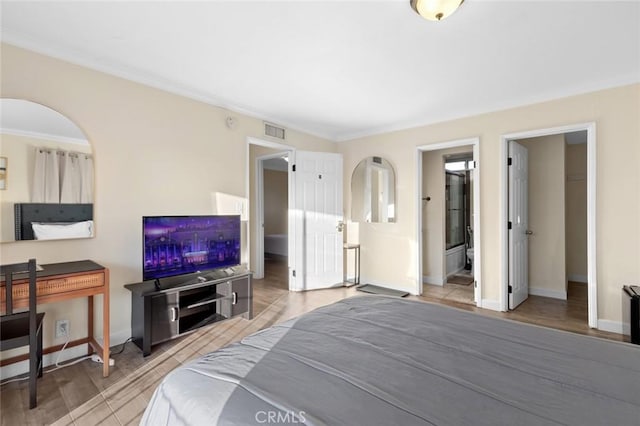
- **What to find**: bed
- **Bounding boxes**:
[14,203,93,240]
[142,296,640,425]
[264,233,288,256]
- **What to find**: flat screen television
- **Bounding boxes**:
[143,215,241,281]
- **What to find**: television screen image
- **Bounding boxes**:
[143,215,241,281]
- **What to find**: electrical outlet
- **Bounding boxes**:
[55,319,70,338]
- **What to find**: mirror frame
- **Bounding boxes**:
[350,156,396,223]
[0,99,94,242]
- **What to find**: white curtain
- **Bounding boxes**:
[60,152,80,203]
[31,148,60,203]
[79,153,94,203]
[32,148,93,203]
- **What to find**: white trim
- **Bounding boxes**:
[245,137,296,290]
[528,287,567,300]
[499,122,597,327]
[472,142,482,306]
[597,320,630,336]
[0,127,89,146]
[416,137,482,307]
[332,80,638,142]
[568,274,588,283]
[4,34,638,143]
[423,276,445,286]
[255,157,265,279]
[480,299,501,311]
[255,151,290,280]
[1,37,338,142]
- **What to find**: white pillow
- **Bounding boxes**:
[32,220,94,240]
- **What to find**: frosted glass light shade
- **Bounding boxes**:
[410,0,465,21]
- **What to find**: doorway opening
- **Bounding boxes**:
[248,137,345,293]
[247,137,294,291]
[258,153,290,290]
[416,138,482,306]
[501,123,597,328]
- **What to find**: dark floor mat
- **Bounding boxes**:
[356,284,409,297]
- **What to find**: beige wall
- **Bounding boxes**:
[339,83,640,328]
[1,41,638,357]
[519,135,566,298]
[0,133,92,242]
[263,169,288,235]
[565,143,588,280]
[0,43,335,366]
[422,146,472,284]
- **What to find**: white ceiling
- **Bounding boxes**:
[2,1,639,142]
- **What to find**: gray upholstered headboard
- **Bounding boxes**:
[14,203,93,240]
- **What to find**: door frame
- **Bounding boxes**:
[416,137,482,306]
[255,151,291,276]
[499,123,597,328]
[246,137,296,290]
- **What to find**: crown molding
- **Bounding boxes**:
[4,32,638,145]
[334,76,640,142]
[1,127,89,146]
[1,35,339,142]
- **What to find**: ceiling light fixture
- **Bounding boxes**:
[410,0,465,21]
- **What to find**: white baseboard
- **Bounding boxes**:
[423,275,445,286]
[597,319,630,336]
[480,299,502,311]
[529,287,567,300]
[0,328,131,381]
[568,274,588,283]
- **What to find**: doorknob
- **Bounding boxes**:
[525,230,533,235]
[336,221,344,232]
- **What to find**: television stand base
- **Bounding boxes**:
[125,266,253,356]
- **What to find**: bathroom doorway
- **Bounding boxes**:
[416,138,481,306]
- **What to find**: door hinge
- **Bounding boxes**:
[508,157,512,166]
[292,270,296,277]
[508,285,513,294]
[508,221,512,230]
[292,164,296,172]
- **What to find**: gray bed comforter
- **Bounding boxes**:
[142,296,640,425]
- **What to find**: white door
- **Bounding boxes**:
[508,141,529,308]
[292,151,344,291]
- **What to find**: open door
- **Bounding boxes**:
[292,151,344,291]
[508,140,529,308]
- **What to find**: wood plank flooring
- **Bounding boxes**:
[1,258,628,425]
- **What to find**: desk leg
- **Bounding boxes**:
[102,271,110,377]
[87,295,94,356]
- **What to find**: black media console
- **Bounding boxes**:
[125,265,252,356]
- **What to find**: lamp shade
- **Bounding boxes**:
[410,0,465,21]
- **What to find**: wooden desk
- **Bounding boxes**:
[1,260,110,377]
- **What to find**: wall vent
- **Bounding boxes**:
[264,122,286,140]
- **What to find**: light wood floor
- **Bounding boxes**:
[1,258,627,425]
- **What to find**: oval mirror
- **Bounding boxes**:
[351,156,396,223]
[0,99,94,242]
